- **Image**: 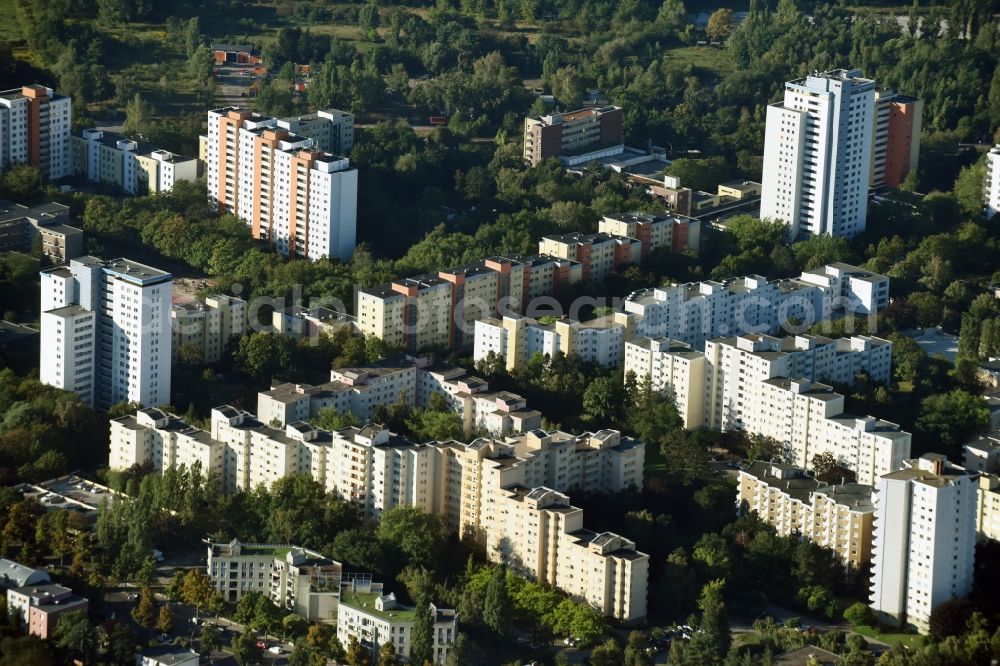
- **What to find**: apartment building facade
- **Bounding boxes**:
[337,582,456,664]
[538,231,642,282]
[598,211,701,256]
[0,200,82,262]
[72,129,198,194]
[624,263,890,349]
[987,145,1000,220]
[489,486,648,620]
[356,254,583,353]
[869,455,978,633]
[748,378,910,486]
[737,462,875,570]
[258,355,540,437]
[6,584,88,639]
[0,85,72,180]
[276,109,354,155]
[523,106,623,166]
[978,474,1000,543]
[623,337,706,428]
[111,407,648,620]
[474,313,632,371]
[760,70,876,238]
[206,539,342,622]
[702,333,892,432]
[870,90,922,189]
[171,294,246,364]
[40,256,172,409]
[204,107,358,261]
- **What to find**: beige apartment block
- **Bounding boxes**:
[257,355,541,438]
[110,405,648,620]
[623,337,705,428]
[599,211,701,255]
[356,255,583,353]
[538,231,642,282]
[978,474,1000,543]
[473,313,633,371]
[737,462,874,570]
[171,294,246,364]
[488,487,648,621]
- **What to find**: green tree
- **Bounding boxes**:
[187,44,214,83]
[106,622,136,666]
[916,390,990,457]
[131,586,156,628]
[582,376,624,424]
[590,639,625,666]
[345,634,370,666]
[482,565,512,636]
[52,611,98,664]
[698,579,731,659]
[954,160,986,218]
[122,93,154,141]
[358,2,381,40]
[409,598,434,666]
[199,623,222,655]
[378,640,397,666]
[706,8,735,40]
[0,165,44,200]
[843,602,872,626]
[180,569,214,617]
[231,632,261,666]
[156,604,173,634]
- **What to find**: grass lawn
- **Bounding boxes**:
[644,439,667,478]
[854,625,926,650]
[661,45,734,82]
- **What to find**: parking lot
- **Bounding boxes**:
[213,64,262,104]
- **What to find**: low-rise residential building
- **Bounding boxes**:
[538,232,642,282]
[257,355,540,438]
[271,305,358,340]
[337,581,456,665]
[963,431,1000,474]
[6,584,88,639]
[473,313,632,371]
[72,129,198,194]
[206,539,342,621]
[171,294,246,364]
[355,254,581,353]
[737,462,875,570]
[136,647,200,666]
[0,200,82,262]
[599,211,701,256]
[869,454,978,633]
[977,474,1000,543]
[623,337,705,428]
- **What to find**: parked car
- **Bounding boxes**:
[267,646,284,655]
